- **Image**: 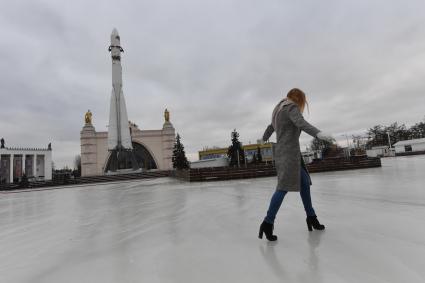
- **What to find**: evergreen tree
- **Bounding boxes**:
[257,146,263,163]
[227,129,245,167]
[74,155,81,177]
[20,173,29,188]
[172,134,189,169]
[251,153,257,164]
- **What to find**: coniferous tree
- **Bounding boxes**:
[251,153,257,164]
[257,146,263,163]
[20,173,29,188]
[172,134,189,169]
[73,155,81,177]
[227,129,245,167]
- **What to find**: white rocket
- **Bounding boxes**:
[107,28,133,151]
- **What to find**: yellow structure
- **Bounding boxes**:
[199,143,273,161]
[84,110,92,124]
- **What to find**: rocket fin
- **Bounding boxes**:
[119,89,133,149]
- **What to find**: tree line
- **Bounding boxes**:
[365,118,425,148]
[309,118,425,152]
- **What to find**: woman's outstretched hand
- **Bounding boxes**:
[316,132,334,142]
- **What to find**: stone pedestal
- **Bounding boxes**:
[80,123,98,176]
[80,116,176,176]
[162,122,176,170]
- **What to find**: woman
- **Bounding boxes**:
[259,88,332,241]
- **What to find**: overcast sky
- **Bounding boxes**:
[1,0,425,168]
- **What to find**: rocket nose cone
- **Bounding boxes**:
[111,28,120,45]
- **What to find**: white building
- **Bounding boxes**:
[301,150,323,163]
[0,144,52,184]
[366,146,395,157]
[393,138,425,154]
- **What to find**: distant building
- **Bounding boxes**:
[393,138,425,154]
[0,143,52,184]
[199,143,273,162]
[190,157,229,169]
[366,146,395,157]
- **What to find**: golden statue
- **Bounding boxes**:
[164,108,170,122]
[85,110,92,124]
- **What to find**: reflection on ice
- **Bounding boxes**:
[1,156,425,282]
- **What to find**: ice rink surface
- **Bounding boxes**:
[1,156,425,283]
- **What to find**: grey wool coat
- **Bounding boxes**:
[263,99,321,192]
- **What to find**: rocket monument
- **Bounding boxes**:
[107,28,139,172]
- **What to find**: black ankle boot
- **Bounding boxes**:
[259,221,278,241]
[306,216,325,231]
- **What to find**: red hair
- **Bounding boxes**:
[287,88,309,113]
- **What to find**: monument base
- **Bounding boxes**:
[80,112,175,176]
[107,149,140,172]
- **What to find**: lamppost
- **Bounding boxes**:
[386,131,395,156]
[341,134,351,158]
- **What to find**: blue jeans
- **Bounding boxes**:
[264,168,316,224]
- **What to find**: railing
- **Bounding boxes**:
[174,156,382,182]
